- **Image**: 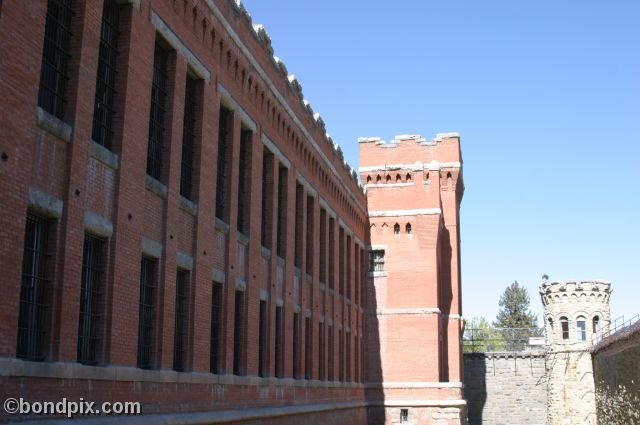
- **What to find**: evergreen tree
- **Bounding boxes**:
[494,281,537,329]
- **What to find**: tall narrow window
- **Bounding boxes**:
[146,42,169,181]
[318,321,325,380]
[275,306,284,378]
[593,316,600,334]
[346,235,351,300]
[180,74,198,200]
[328,218,335,290]
[560,316,569,340]
[346,330,351,382]
[305,196,314,276]
[304,317,312,380]
[92,0,120,148]
[354,331,359,382]
[38,0,74,119]
[354,246,359,306]
[258,300,267,377]
[78,235,105,365]
[292,312,300,379]
[173,269,189,371]
[17,214,52,361]
[327,324,334,381]
[210,282,223,373]
[339,227,345,296]
[260,149,274,248]
[215,106,232,221]
[233,291,245,375]
[576,316,586,341]
[294,183,304,268]
[319,209,326,283]
[137,257,157,369]
[237,128,252,234]
[338,328,344,381]
[276,165,288,258]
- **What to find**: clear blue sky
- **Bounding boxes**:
[242,0,640,325]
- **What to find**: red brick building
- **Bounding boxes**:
[0,1,464,423]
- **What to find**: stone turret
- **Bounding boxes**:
[540,279,612,425]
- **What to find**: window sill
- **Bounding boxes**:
[179,196,198,216]
[90,140,119,170]
[368,271,388,278]
[261,246,271,259]
[36,107,72,143]
[145,175,167,199]
[215,218,230,234]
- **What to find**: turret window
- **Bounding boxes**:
[560,317,569,340]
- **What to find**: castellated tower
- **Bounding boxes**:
[540,280,612,425]
[360,134,465,425]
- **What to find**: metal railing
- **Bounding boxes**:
[593,313,639,343]
[463,327,545,353]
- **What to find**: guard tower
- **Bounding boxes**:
[540,280,612,425]
[360,134,465,425]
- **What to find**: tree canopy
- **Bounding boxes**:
[494,280,538,329]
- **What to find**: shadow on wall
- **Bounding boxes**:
[439,225,453,382]
[463,354,487,425]
[364,215,385,425]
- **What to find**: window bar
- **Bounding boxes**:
[137,257,157,369]
[173,270,188,371]
[78,235,104,365]
[146,43,168,180]
[180,74,197,199]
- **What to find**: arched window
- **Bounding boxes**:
[560,317,569,340]
[386,174,392,183]
[396,174,402,183]
[393,223,400,234]
[548,317,553,331]
[593,316,600,334]
[366,175,372,184]
[576,316,586,341]
[406,173,412,182]
[405,223,411,234]
[376,175,381,183]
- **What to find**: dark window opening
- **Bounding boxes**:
[400,409,409,422]
[305,195,314,276]
[275,306,284,378]
[338,227,344,296]
[38,0,74,120]
[304,317,312,380]
[294,183,304,268]
[233,291,245,375]
[327,325,334,381]
[346,330,351,382]
[405,223,412,234]
[346,235,351,300]
[393,223,400,234]
[173,269,189,371]
[560,316,569,340]
[258,300,267,377]
[369,250,385,272]
[319,209,326,283]
[137,257,157,369]
[180,74,199,200]
[338,328,344,381]
[318,322,325,380]
[577,316,586,341]
[328,218,335,290]
[276,165,288,258]
[293,312,300,379]
[77,235,105,365]
[237,128,252,234]
[17,214,52,361]
[215,106,232,221]
[92,0,120,148]
[210,282,223,373]
[146,42,169,181]
[593,316,600,334]
[261,150,274,248]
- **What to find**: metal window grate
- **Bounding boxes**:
[237,128,252,234]
[275,306,284,378]
[338,227,344,295]
[215,107,231,220]
[38,0,73,119]
[180,74,198,199]
[338,328,344,381]
[318,322,325,380]
[292,313,300,379]
[305,196,314,276]
[137,257,157,369]
[328,218,335,290]
[210,283,223,373]
[346,331,351,382]
[146,43,168,180]
[327,325,334,381]
[261,150,274,248]
[276,165,288,258]
[77,235,105,365]
[258,300,267,377]
[17,214,52,361]
[369,249,385,272]
[233,291,244,375]
[91,0,120,148]
[173,270,189,371]
[319,209,326,283]
[294,184,304,268]
[304,317,312,380]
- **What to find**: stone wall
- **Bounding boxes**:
[591,321,640,425]
[463,352,546,425]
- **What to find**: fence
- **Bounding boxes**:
[463,327,545,353]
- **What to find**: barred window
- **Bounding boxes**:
[327,324,334,381]
[275,306,284,378]
[137,257,157,369]
[369,249,385,272]
[77,235,105,365]
[210,282,223,373]
[319,209,326,283]
[346,330,351,382]
[38,0,73,120]
[328,218,335,290]
[173,269,189,371]
[304,317,312,380]
[338,227,345,296]
[91,0,120,148]
[292,312,300,379]
[294,183,304,268]
[146,42,169,181]
[17,214,52,361]
[215,106,232,221]
[233,291,245,376]
[260,149,274,248]
[237,128,252,234]
[276,165,288,258]
[180,74,198,199]
[305,196,314,276]
[338,328,344,381]
[258,300,267,377]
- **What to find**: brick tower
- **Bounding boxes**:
[360,134,466,424]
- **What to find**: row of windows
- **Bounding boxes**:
[17,211,364,381]
[550,315,600,341]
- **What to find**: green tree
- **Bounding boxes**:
[494,281,538,329]
[463,317,506,353]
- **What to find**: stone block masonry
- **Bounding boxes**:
[464,352,546,425]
